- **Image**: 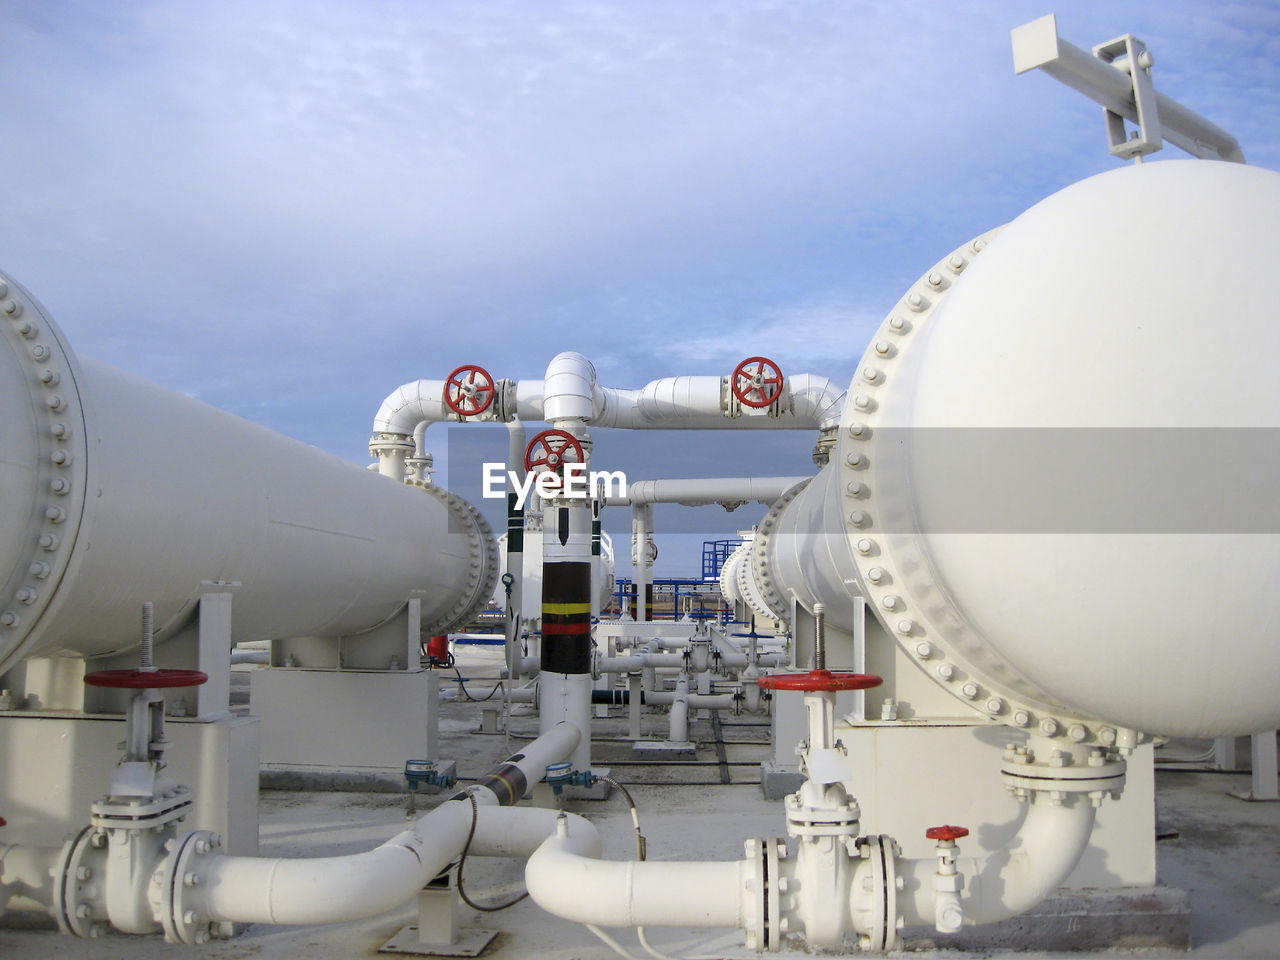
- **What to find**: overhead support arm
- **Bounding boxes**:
[1012,13,1245,163]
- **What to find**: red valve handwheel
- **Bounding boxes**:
[524,429,585,478]
[925,825,970,842]
[443,364,496,417]
[84,669,209,689]
[757,669,882,692]
[732,356,784,408]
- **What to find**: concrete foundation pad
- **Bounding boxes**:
[901,885,1191,952]
[633,739,696,754]
[759,761,805,801]
[379,925,498,957]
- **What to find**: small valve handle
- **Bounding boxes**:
[925,825,970,842]
[757,669,882,692]
[443,364,496,417]
[732,356,784,408]
[84,668,208,689]
[524,429,585,475]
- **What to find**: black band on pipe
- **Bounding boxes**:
[542,561,592,674]
[591,689,646,705]
[449,751,530,806]
[507,492,523,551]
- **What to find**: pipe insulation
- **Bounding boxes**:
[0,269,497,674]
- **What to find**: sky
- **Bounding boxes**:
[2,0,1279,577]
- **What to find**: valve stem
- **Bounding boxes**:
[814,602,826,671]
[140,601,155,672]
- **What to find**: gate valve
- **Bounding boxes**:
[523,429,585,487]
[731,356,784,408]
[443,363,496,417]
[926,825,968,934]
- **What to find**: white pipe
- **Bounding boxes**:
[383,356,842,436]
[0,843,60,910]
[202,800,473,925]
[527,822,750,928]
[543,352,601,423]
[670,693,690,743]
[539,674,592,773]
[469,806,601,860]
[598,653,686,672]
[644,690,737,710]
[199,723,581,926]
[893,795,1097,927]
[787,373,845,433]
[603,477,811,509]
[372,379,452,436]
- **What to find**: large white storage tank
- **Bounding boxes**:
[750,159,1280,740]
[0,270,497,675]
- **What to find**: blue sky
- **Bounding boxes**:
[2,1,1278,575]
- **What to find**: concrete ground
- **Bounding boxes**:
[3,661,1279,959]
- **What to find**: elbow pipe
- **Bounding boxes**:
[199,803,601,928]
[195,723,583,928]
[202,801,473,926]
[543,352,602,424]
[894,795,1098,928]
[787,373,845,433]
[372,379,452,436]
[527,829,749,929]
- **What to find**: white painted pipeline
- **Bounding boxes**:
[598,653,687,672]
[0,277,496,673]
[469,806,601,861]
[199,723,582,926]
[527,824,750,928]
[539,674,593,773]
[602,476,810,509]
[373,379,451,436]
[200,802,601,927]
[644,690,737,710]
[376,354,843,434]
[669,686,690,743]
[0,843,60,911]
[202,800,474,925]
[892,795,1097,927]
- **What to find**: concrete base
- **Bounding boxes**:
[379,925,499,957]
[901,885,1190,952]
[633,739,696,754]
[759,761,805,801]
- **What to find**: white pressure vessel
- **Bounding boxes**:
[751,160,1280,739]
[0,270,496,675]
